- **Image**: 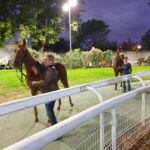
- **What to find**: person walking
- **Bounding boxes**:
[122,57,132,92]
[31,54,58,125]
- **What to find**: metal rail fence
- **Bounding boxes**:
[0,71,150,150]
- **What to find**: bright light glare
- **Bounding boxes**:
[63,4,69,11]
[63,0,77,11]
[69,0,77,7]
[137,45,142,49]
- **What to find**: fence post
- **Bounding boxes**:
[132,75,146,125]
[86,86,104,150]
[111,108,117,150]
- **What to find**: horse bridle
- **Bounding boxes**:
[15,47,28,84]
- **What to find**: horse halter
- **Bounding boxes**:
[14,45,28,83]
[15,46,27,68]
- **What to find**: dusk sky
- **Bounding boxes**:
[81,0,150,43]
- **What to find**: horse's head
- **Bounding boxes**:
[113,50,124,70]
[119,52,124,60]
[13,42,27,69]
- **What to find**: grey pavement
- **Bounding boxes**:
[1,81,150,150]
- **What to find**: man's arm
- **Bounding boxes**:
[32,68,56,88]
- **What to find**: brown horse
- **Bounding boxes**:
[112,50,124,90]
[13,41,73,122]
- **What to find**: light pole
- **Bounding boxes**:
[63,0,77,68]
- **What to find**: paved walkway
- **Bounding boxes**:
[0,81,150,149]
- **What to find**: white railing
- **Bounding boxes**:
[1,71,150,116]
[4,86,150,150]
[1,71,150,150]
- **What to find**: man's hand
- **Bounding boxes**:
[31,80,43,88]
[31,81,39,87]
[31,66,39,75]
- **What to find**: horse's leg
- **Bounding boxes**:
[120,72,123,88]
[60,80,73,108]
[34,106,38,122]
[115,83,117,90]
[57,97,73,110]
[57,99,61,110]
[115,71,118,90]
[69,96,73,107]
[31,90,39,122]
[57,64,73,108]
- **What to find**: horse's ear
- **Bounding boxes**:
[116,50,120,57]
[14,42,20,52]
[23,39,26,46]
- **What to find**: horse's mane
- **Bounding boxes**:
[20,48,38,78]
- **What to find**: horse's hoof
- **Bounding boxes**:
[71,103,74,107]
[57,107,60,110]
[35,118,39,122]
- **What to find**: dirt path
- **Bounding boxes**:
[130,131,150,150]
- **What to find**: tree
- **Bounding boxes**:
[141,29,150,50]
[48,38,69,53]
[121,39,138,51]
[75,19,110,50]
[0,0,65,47]
[0,0,85,50]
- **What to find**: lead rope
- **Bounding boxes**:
[16,68,28,88]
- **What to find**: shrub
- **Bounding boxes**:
[63,49,83,68]
[88,47,103,67]
[146,56,150,65]
[62,52,71,68]
[81,51,90,68]
[72,49,83,68]
[101,50,113,67]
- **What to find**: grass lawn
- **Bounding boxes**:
[0,66,150,103]
[0,66,150,88]
[67,66,150,85]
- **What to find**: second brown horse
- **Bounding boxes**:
[112,50,124,90]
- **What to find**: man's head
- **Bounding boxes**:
[123,56,128,63]
[44,53,55,67]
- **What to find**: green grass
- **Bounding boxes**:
[0,70,26,89]
[0,66,150,89]
[67,66,150,85]
[0,66,150,103]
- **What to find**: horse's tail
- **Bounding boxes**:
[54,62,69,88]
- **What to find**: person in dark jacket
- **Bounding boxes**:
[31,54,58,125]
[122,57,132,92]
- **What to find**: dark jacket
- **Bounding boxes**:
[36,66,59,93]
[122,63,132,75]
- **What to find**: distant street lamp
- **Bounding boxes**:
[137,44,142,50]
[63,0,78,68]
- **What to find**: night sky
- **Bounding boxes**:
[81,0,150,43]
